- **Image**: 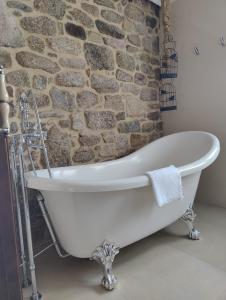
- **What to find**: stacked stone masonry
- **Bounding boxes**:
[1,0,163,166]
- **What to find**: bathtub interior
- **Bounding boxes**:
[35,131,216,181]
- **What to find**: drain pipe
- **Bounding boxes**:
[18,137,42,300]
[36,193,69,258]
[10,141,30,288]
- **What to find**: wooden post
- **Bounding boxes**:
[0,65,22,299]
[0,134,23,300]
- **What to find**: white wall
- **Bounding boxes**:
[162,0,226,207]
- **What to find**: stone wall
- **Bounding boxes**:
[0,0,162,167]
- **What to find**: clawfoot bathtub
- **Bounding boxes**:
[26,131,220,290]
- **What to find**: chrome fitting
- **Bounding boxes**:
[91,240,120,291]
[181,207,200,240]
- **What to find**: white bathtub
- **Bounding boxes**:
[26,131,220,259]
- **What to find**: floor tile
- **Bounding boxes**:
[23,204,226,300]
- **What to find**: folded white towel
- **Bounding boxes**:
[146,165,183,207]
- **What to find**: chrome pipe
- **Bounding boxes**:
[29,145,44,150]
[19,243,54,267]
[19,91,52,178]
[9,139,30,288]
[26,144,37,176]
[18,136,42,300]
[36,193,69,259]
[19,93,30,133]
[33,243,54,259]
[33,96,52,179]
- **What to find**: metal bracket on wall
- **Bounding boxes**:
[219,35,226,47]
[194,47,200,55]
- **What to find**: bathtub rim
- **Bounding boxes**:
[25,131,220,193]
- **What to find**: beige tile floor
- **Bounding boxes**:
[24,204,226,300]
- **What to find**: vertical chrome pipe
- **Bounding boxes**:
[33,97,52,178]
[26,144,37,176]
[19,90,52,178]
[18,136,42,300]
[19,92,30,134]
[10,139,30,288]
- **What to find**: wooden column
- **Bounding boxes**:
[0,134,23,300]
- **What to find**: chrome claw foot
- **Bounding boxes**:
[91,240,120,291]
[101,272,117,291]
[181,207,200,240]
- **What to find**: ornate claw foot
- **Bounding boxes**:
[181,207,200,240]
[91,240,120,291]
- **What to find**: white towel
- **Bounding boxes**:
[146,165,183,207]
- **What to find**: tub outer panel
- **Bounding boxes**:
[41,172,201,258]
